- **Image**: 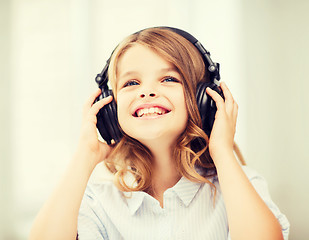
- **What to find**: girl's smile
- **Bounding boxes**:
[115,44,188,144]
[132,103,171,119]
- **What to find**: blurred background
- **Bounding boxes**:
[1,0,308,239]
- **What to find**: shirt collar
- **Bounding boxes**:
[124,190,147,215]
[171,176,202,207]
[124,177,202,215]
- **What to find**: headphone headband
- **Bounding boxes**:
[95,27,220,88]
[95,59,109,88]
[161,27,220,81]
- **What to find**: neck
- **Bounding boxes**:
[142,138,181,206]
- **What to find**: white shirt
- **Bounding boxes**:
[77,166,290,240]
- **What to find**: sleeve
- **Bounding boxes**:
[77,185,109,240]
[242,166,290,240]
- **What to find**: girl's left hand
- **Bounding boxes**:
[206,82,238,163]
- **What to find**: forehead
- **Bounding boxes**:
[117,44,175,76]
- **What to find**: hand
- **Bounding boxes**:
[206,82,238,163]
[77,88,114,167]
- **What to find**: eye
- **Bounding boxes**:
[123,80,139,88]
[162,76,180,83]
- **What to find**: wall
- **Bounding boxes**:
[0,1,14,239]
[242,1,309,238]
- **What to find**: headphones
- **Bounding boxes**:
[94,27,223,145]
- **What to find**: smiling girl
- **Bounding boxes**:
[29,27,289,240]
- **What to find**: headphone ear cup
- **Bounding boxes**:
[196,82,224,136]
[95,88,123,145]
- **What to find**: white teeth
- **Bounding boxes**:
[136,107,167,117]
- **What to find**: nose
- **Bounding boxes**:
[140,92,156,98]
[138,81,158,99]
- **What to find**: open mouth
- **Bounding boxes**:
[133,107,171,118]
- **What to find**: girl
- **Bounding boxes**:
[29,27,289,240]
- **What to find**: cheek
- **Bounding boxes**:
[177,91,188,113]
[180,105,189,130]
[116,94,133,134]
[116,97,126,123]
[174,91,189,127]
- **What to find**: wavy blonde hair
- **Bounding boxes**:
[104,27,244,194]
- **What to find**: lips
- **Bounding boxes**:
[133,104,171,118]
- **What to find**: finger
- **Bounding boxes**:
[220,82,235,114]
[220,82,234,102]
[88,95,113,117]
[232,102,239,125]
[83,88,102,112]
[206,87,225,109]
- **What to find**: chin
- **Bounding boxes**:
[125,127,184,146]
[119,116,188,146]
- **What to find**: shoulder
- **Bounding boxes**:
[241,165,263,179]
[78,181,120,239]
[81,180,122,205]
[79,180,127,226]
[241,165,290,239]
[241,165,269,186]
[241,165,275,198]
[240,165,277,201]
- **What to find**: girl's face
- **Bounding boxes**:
[116,44,188,146]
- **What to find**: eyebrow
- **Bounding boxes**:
[118,71,140,80]
[159,67,179,74]
[119,67,179,79]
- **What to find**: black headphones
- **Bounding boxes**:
[94,27,223,145]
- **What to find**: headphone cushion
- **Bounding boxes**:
[96,89,123,144]
[196,82,224,136]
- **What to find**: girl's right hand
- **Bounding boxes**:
[76,88,114,167]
